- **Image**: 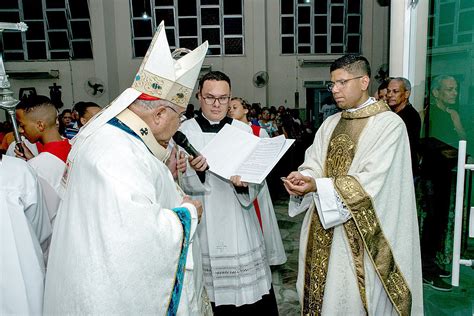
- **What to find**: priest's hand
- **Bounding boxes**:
[282,171,316,196]
[176,151,187,173]
[230,175,248,188]
[182,195,203,222]
[188,155,208,172]
[14,142,34,161]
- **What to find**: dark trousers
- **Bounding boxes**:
[420,144,456,274]
[211,286,279,316]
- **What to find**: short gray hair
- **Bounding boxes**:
[389,77,411,92]
[431,75,456,91]
[132,98,174,110]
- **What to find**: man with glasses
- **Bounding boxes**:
[283,54,423,315]
[44,23,210,315]
[178,71,278,314]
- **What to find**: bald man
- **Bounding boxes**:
[15,96,71,229]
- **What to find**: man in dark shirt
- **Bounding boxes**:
[388,77,453,291]
[386,77,421,175]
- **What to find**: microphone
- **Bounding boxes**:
[173,131,200,157]
[172,130,209,177]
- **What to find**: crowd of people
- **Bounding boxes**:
[2,22,469,316]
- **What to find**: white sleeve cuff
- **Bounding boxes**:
[288,193,313,217]
[180,202,198,270]
[313,178,351,229]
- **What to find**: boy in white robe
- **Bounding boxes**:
[14,96,71,225]
[43,22,209,315]
[283,54,423,315]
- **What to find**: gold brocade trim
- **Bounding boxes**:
[343,218,367,309]
[302,203,333,316]
[132,69,192,108]
[341,100,390,119]
[303,115,370,315]
[325,116,368,177]
[334,176,412,316]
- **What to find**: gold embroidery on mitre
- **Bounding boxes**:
[334,176,412,316]
[132,69,192,108]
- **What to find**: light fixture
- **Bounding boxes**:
[141,0,149,19]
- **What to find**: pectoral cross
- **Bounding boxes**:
[140,127,148,136]
[0,22,28,146]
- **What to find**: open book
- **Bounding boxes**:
[200,124,294,184]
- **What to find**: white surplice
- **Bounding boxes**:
[27,152,66,224]
[0,155,52,315]
[179,118,272,307]
[7,139,65,225]
[255,181,287,266]
[290,109,424,315]
[250,126,286,266]
[6,137,39,157]
[43,123,202,315]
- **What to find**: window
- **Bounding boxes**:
[130,0,244,57]
[0,0,93,61]
[427,0,474,48]
[280,0,362,55]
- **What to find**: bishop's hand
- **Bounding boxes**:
[182,195,203,222]
[176,151,187,174]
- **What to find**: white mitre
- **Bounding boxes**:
[73,21,208,143]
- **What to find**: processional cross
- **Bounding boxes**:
[0,22,28,147]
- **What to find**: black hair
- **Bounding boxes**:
[16,95,55,113]
[330,54,371,78]
[377,80,389,92]
[73,101,101,119]
[198,71,231,91]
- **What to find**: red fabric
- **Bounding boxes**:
[39,139,71,163]
[36,142,44,152]
[137,93,160,101]
[253,200,263,232]
[250,124,261,137]
[250,124,263,232]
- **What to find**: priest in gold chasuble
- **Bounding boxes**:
[283,55,423,316]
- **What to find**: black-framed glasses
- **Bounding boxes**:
[165,106,187,123]
[201,95,231,105]
[326,76,364,91]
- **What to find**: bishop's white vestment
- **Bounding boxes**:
[43,122,202,315]
[291,100,423,315]
[179,117,272,307]
[1,155,52,314]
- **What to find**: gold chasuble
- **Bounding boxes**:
[302,101,412,316]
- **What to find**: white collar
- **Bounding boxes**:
[345,97,376,113]
[202,113,223,125]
